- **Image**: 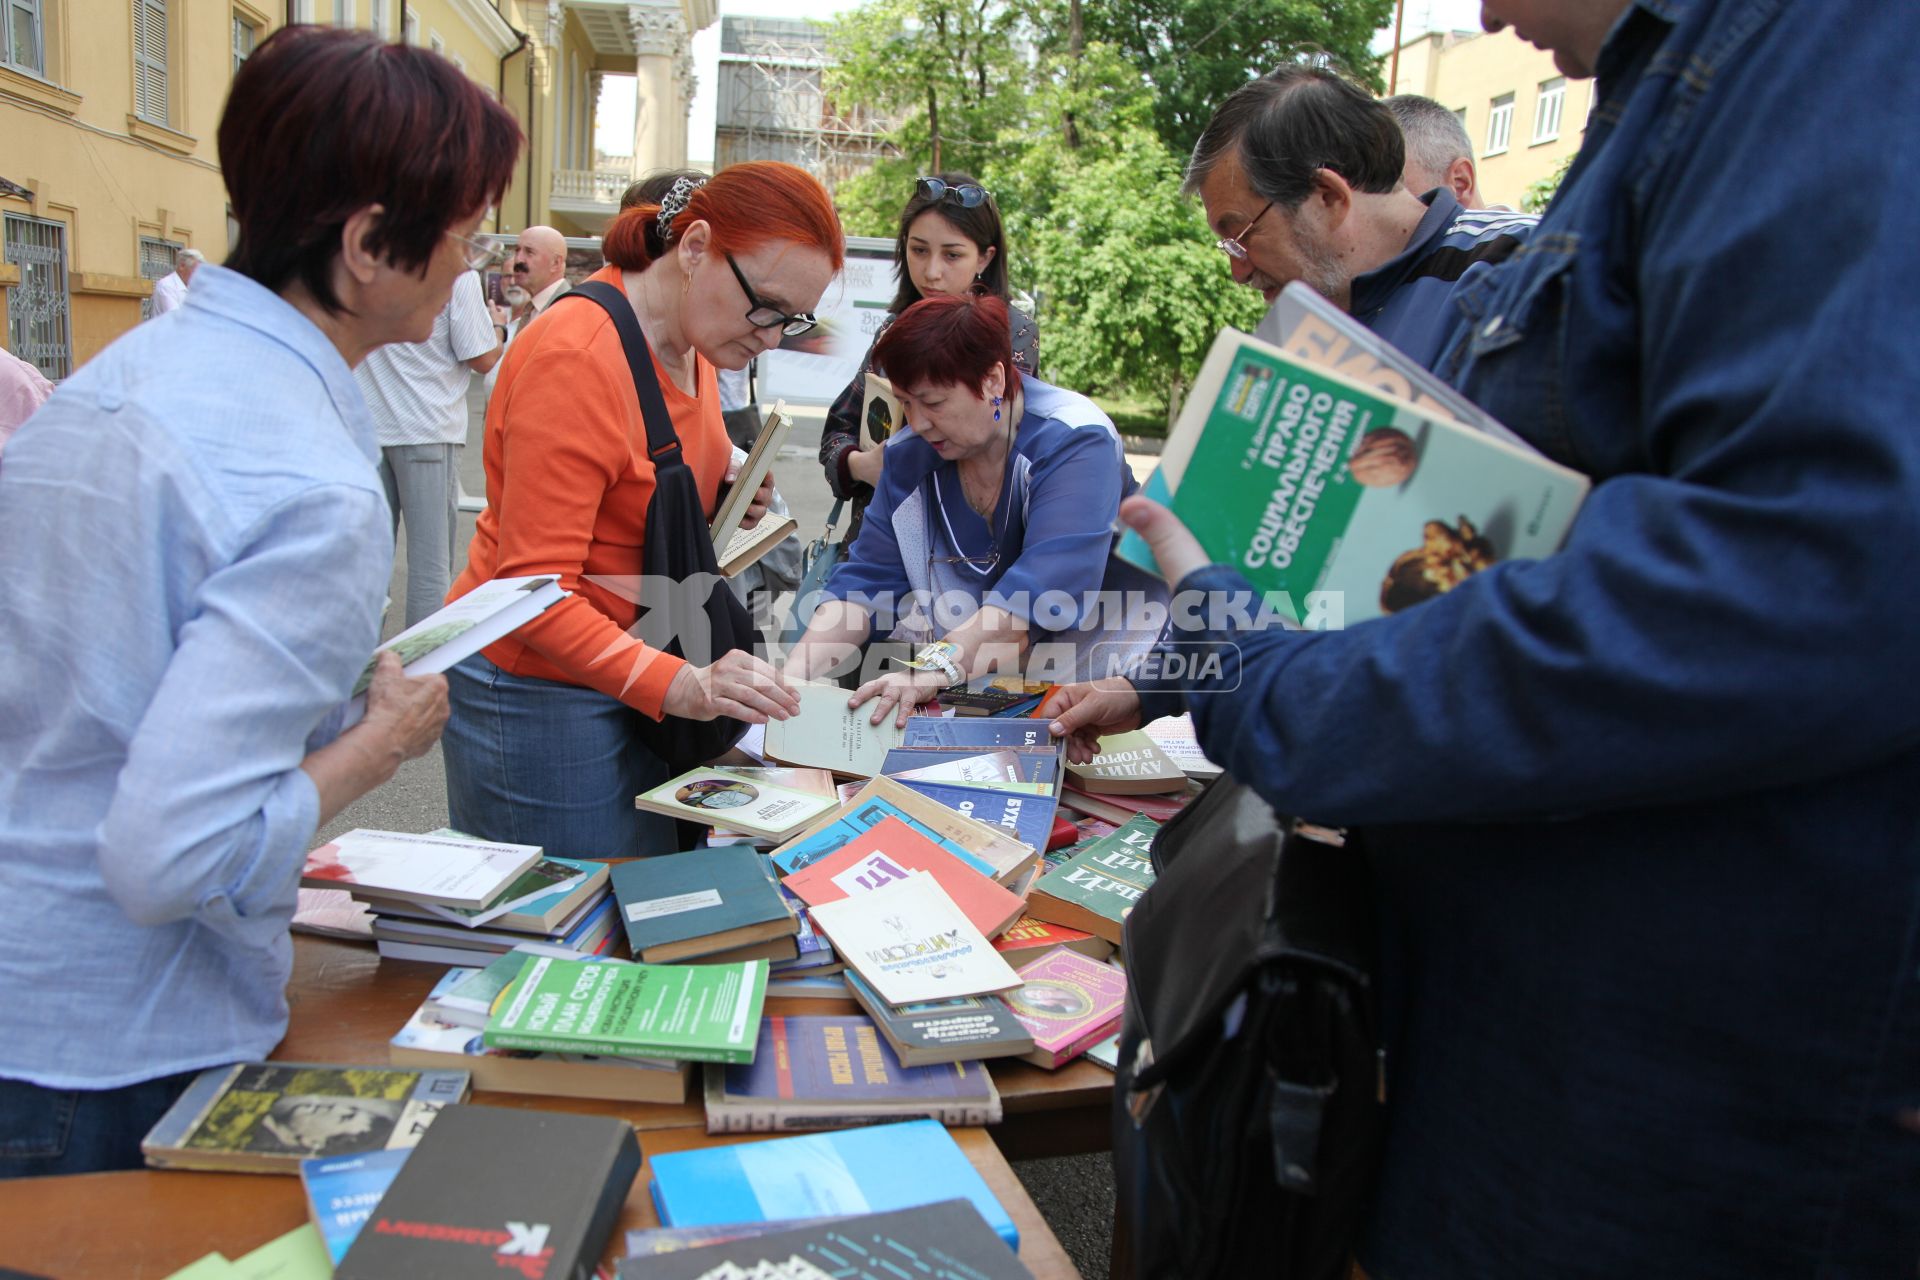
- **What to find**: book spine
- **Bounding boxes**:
[705,1102,1001,1134]
[1049,1017,1125,1066]
[484,1031,750,1065]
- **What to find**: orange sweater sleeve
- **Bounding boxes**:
[484,345,686,717]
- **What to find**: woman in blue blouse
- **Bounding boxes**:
[785,292,1143,723]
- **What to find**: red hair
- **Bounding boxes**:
[870,293,1014,399]
[603,162,845,273]
[220,25,521,313]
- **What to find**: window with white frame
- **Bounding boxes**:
[232,13,256,74]
[1533,76,1566,144]
[1486,92,1514,156]
[5,0,44,75]
[134,0,171,126]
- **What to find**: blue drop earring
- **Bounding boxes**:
[992,395,1002,422]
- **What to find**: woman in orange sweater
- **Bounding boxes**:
[444,164,843,857]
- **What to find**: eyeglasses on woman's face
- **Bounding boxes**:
[916,177,993,209]
[445,229,505,271]
[1216,200,1275,261]
[725,253,820,337]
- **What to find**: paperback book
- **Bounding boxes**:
[1024,815,1161,945]
[301,1148,411,1263]
[301,829,541,910]
[704,1014,1001,1132]
[335,1104,640,1280]
[1062,730,1187,795]
[647,1118,1018,1251]
[343,575,564,727]
[1141,713,1222,781]
[711,401,794,575]
[618,1200,1033,1280]
[769,776,1035,886]
[809,873,1022,1006]
[611,845,799,963]
[1004,948,1127,1069]
[894,778,1058,858]
[485,954,768,1064]
[635,766,842,842]
[901,716,1057,751]
[764,679,909,776]
[1121,324,1588,625]
[142,1063,469,1174]
[990,915,1113,968]
[844,969,1035,1068]
[781,815,1027,939]
[409,855,605,932]
[883,747,1060,793]
[391,993,690,1105]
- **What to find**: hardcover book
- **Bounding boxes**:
[782,815,1026,939]
[647,1119,1019,1251]
[618,1200,1033,1280]
[769,776,1035,886]
[392,993,690,1105]
[1058,781,1199,827]
[1024,815,1161,945]
[344,575,564,728]
[142,1063,469,1174]
[719,512,800,579]
[634,766,841,842]
[301,1148,411,1263]
[703,1014,1001,1132]
[894,778,1059,858]
[1084,1033,1122,1072]
[1062,730,1187,795]
[335,1104,640,1280]
[484,955,768,1064]
[1120,323,1588,626]
[302,829,542,910]
[883,748,1060,793]
[710,402,792,549]
[610,846,799,963]
[764,680,909,776]
[844,969,1035,1068]
[1004,948,1127,1069]
[901,717,1056,751]
[370,892,620,961]
[809,873,1022,1006]
[411,856,607,933]
[1141,713,1223,781]
[990,915,1113,968]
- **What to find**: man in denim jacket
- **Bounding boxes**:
[1055,0,1920,1272]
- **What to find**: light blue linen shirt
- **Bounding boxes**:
[0,265,392,1089]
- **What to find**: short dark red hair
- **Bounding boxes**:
[220,26,522,313]
[870,292,1014,399]
[603,161,845,274]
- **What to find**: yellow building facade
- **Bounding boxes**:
[1,0,706,377]
[1388,27,1597,210]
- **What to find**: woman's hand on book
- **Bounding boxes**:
[665,650,800,723]
[1048,677,1145,765]
[849,668,948,728]
[362,650,450,762]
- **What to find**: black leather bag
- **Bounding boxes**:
[1111,777,1384,1280]
[557,281,751,773]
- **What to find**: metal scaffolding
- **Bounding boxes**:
[713,15,891,191]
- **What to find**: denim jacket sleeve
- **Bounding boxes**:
[1170,1,1920,828]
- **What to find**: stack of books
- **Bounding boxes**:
[300,828,615,966]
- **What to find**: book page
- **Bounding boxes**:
[710,402,793,546]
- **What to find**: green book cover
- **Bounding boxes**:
[1121,327,1589,627]
[1026,815,1160,941]
[483,956,768,1065]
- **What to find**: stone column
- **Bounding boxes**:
[629,1,688,175]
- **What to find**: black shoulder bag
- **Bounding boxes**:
[1111,777,1385,1280]
[557,281,752,772]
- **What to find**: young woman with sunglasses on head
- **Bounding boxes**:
[786,292,1136,725]
[441,163,843,858]
[816,174,1039,542]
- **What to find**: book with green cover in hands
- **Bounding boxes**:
[1121,324,1588,626]
[343,574,564,727]
[635,765,841,841]
[484,954,769,1064]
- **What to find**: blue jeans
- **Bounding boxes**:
[443,654,678,859]
[0,1070,200,1179]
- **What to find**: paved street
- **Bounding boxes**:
[318,384,1116,1278]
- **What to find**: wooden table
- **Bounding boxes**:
[0,1125,1079,1279]
[281,935,1115,1159]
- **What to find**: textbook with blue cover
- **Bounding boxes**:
[647,1118,1019,1250]
[894,779,1058,856]
[300,1148,410,1263]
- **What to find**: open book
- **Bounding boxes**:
[1122,323,1589,627]
[344,575,565,727]
[711,401,796,578]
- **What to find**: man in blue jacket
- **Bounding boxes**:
[1055,0,1920,1273]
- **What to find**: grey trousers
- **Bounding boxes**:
[378,442,459,628]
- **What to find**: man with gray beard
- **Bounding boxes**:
[1186,66,1536,369]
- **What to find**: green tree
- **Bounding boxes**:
[1083,0,1394,159]
[1521,153,1575,214]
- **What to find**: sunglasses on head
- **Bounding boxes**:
[917,177,993,209]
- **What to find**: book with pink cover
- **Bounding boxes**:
[781,816,1026,939]
[1005,948,1127,1069]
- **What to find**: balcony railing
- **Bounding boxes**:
[551,167,630,205]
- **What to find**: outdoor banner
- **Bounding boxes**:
[755,235,897,407]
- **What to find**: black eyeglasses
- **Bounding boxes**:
[917,177,993,209]
[724,254,819,337]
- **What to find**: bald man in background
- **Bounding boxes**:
[485,225,568,398]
